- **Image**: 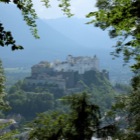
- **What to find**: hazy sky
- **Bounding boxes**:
[32,0,97,19]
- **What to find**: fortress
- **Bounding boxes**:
[51,55,99,74]
[24,55,107,91]
[31,55,99,75]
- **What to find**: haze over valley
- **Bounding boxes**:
[0,3,132,84]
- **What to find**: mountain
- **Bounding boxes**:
[45,18,114,49]
[0,3,132,83]
[0,4,86,67]
[0,3,113,67]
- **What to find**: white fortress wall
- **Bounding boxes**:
[52,55,99,74]
[29,55,100,82]
[24,55,100,90]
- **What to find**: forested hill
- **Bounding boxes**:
[6,60,115,120]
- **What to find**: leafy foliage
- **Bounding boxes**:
[0,23,23,50]
[86,0,140,71]
[58,0,74,17]
[0,60,9,110]
[0,0,39,50]
[0,59,18,140]
[6,90,55,120]
[0,123,18,140]
[88,0,140,139]
[29,111,68,140]
[1,0,39,38]
[29,92,101,140]
[126,78,140,139]
[0,0,73,50]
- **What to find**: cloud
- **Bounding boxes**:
[32,0,97,19]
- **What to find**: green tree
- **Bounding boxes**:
[61,92,101,140]
[29,92,101,140]
[86,0,140,71]
[0,59,8,110]
[29,111,68,140]
[0,59,17,140]
[86,0,140,139]
[0,123,18,140]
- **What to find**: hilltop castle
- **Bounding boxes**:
[24,55,108,91]
[51,55,99,74]
[32,55,99,75]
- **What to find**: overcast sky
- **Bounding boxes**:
[32,0,97,19]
